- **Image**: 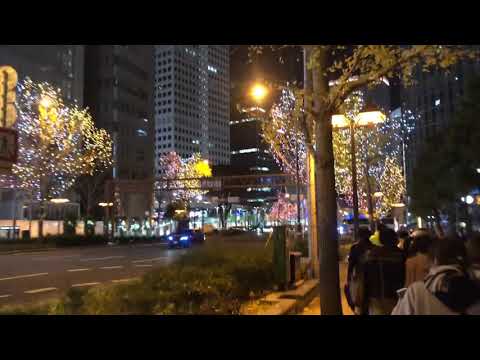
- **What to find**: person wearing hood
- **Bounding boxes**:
[392,236,480,315]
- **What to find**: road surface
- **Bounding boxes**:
[0,243,185,307]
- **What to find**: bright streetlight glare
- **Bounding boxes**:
[477,168,480,174]
[466,195,474,205]
[40,97,52,108]
[99,202,114,207]
[250,83,268,103]
[332,111,386,128]
[50,198,69,204]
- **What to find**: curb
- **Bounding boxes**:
[242,279,319,315]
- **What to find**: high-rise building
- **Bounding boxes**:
[154,45,230,174]
[84,45,154,181]
[0,45,85,105]
[401,59,480,191]
[84,45,154,218]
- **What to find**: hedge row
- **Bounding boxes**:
[0,243,275,315]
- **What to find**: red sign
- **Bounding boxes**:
[0,127,18,173]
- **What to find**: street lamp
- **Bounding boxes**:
[99,202,114,239]
[332,104,386,241]
[50,198,70,235]
[250,83,268,104]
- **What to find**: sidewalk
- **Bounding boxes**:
[301,261,354,315]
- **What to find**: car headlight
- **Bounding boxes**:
[168,236,173,241]
[180,236,189,241]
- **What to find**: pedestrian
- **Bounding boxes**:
[397,230,410,253]
[404,231,433,287]
[392,236,480,315]
[345,227,372,314]
[466,234,480,314]
[361,227,405,315]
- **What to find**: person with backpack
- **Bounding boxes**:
[362,227,405,315]
[345,227,372,314]
[392,236,480,315]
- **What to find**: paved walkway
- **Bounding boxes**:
[301,261,354,315]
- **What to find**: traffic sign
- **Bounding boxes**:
[0,66,18,128]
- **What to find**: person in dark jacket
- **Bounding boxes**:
[363,227,405,315]
[347,227,372,280]
[345,227,372,314]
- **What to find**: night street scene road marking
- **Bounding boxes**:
[71,282,101,288]
[24,287,57,294]
[0,273,49,282]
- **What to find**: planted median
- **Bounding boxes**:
[0,241,276,315]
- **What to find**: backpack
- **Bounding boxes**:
[349,262,366,308]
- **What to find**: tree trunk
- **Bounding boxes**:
[311,47,343,315]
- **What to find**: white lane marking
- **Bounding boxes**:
[131,257,165,264]
[135,264,153,268]
[0,294,12,299]
[71,282,101,288]
[35,255,79,261]
[67,268,91,273]
[80,256,125,262]
[111,278,140,283]
[100,266,123,270]
[24,287,57,294]
[0,273,49,282]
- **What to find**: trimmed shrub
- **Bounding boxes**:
[0,243,275,315]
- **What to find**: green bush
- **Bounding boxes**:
[0,243,275,315]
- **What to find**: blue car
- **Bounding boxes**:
[166,229,205,249]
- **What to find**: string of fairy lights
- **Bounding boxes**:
[0,78,113,201]
[264,86,414,218]
[156,152,212,202]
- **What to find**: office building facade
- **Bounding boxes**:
[154,45,230,175]
[84,45,154,218]
[401,59,480,191]
[0,45,84,105]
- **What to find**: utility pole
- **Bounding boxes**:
[350,121,360,242]
[304,47,319,278]
[295,137,302,233]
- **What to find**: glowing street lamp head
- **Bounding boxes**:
[250,83,268,103]
[51,198,69,204]
[40,96,52,109]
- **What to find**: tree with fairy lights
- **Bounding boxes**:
[252,45,477,313]
[268,193,298,225]
[157,152,212,205]
[0,78,113,239]
[264,86,406,221]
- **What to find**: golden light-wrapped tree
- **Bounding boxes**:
[0,78,113,238]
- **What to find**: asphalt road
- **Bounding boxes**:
[0,243,186,307]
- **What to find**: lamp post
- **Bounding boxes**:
[99,202,114,240]
[50,198,70,235]
[332,105,386,242]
